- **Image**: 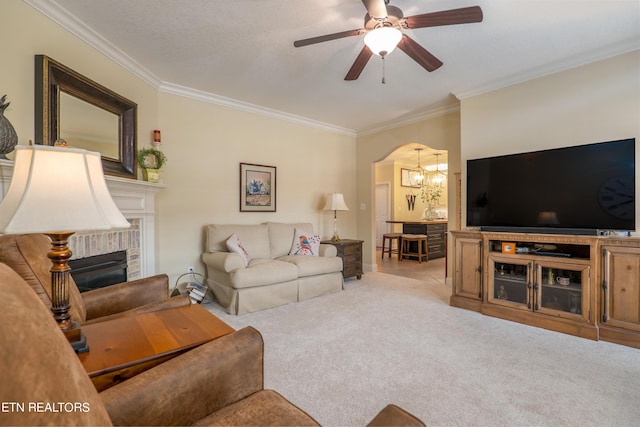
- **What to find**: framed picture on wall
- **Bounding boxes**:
[240,163,276,212]
[401,168,421,188]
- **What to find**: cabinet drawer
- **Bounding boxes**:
[428,245,444,253]
[429,245,445,259]
[343,265,360,274]
[342,244,361,256]
[403,224,427,234]
[427,224,447,232]
[343,254,359,263]
[428,233,444,242]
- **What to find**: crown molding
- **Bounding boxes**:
[357,104,460,137]
[454,40,640,100]
[26,0,636,138]
[25,0,161,89]
[24,0,357,137]
[158,82,355,137]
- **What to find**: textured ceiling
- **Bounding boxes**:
[33,0,640,135]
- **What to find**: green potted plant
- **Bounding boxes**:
[421,183,443,220]
[137,147,167,182]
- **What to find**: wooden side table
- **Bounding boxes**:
[78,304,234,391]
[322,239,363,279]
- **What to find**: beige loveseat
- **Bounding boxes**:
[202,222,343,314]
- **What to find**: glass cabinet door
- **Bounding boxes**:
[535,260,590,322]
[488,255,532,311]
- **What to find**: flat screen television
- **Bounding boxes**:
[466,138,636,235]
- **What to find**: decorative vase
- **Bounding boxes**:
[137,147,166,182]
[0,95,18,159]
[423,204,435,220]
[143,168,161,183]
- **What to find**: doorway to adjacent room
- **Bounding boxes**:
[374,144,449,281]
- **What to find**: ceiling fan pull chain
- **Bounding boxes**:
[382,54,387,84]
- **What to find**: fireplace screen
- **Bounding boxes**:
[69,251,127,292]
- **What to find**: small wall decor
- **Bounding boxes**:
[240,163,276,212]
[406,193,416,210]
[35,55,137,178]
[401,168,421,188]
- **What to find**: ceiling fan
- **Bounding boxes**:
[293,0,483,81]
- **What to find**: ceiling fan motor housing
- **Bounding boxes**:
[364,6,404,30]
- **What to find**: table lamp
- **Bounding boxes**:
[0,143,130,353]
[323,193,349,241]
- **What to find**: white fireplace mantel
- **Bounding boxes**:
[0,159,165,277]
[103,174,166,277]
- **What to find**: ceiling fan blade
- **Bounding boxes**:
[397,35,443,72]
[361,0,388,19]
[403,6,483,29]
[345,45,373,81]
[294,29,364,47]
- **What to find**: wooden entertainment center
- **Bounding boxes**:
[450,230,640,349]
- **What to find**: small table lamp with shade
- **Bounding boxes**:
[0,143,130,353]
[323,193,349,241]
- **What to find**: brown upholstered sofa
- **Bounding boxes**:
[0,262,425,426]
[0,233,189,325]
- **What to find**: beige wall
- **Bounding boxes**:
[3,0,357,286]
[5,0,639,285]
[356,112,461,271]
[460,50,640,235]
[2,1,159,152]
[157,92,356,279]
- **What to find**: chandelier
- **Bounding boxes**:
[425,153,447,188]
[413,148,425,184]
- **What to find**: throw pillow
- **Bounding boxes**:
[289,228,321,256]
[226,233,251,266]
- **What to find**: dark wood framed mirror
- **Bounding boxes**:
[35,55,137,178]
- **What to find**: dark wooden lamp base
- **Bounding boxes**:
[46,232,89,354]
[63,321,89,353]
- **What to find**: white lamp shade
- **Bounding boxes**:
[364,27,402,56]
[0,145,130,234]
[323,193,349,211]
[85,150,131,229]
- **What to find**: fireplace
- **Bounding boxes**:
[67,219,142,291]
[70,251,128,292]
[1,159,164,278]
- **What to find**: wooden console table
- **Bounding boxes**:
[78,304,234,391]
[450,230,640,348]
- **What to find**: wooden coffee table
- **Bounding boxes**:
[77,304,234,391]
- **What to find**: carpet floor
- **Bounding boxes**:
[204,271,640,426]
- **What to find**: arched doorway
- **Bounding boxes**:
[374,143,448,279]
[353,108,460,278]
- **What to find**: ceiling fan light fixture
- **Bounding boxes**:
[364,27,402,56]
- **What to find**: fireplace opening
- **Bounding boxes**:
[69,251,127,292]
